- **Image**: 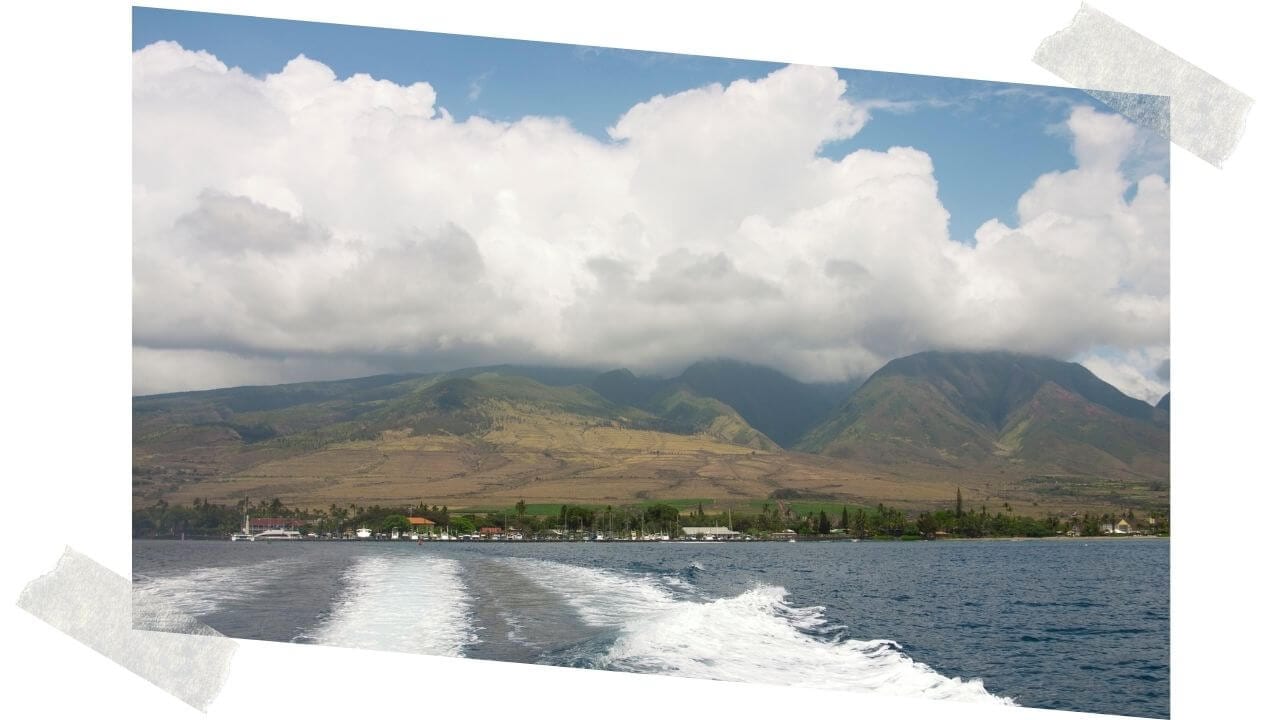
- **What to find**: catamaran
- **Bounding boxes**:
[232,499,301,540]
[230,512,255,541]
[254,528,302,540]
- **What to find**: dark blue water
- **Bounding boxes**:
[133,538,1168,717]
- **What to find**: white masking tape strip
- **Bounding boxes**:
[1034,3,1252,167]
[16,547,237,711]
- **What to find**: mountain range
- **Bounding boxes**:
[133,351,1169,513]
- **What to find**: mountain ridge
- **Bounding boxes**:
[797,351,1168,480]
[133,351,1169,514]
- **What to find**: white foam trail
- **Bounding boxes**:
[309,555,475,657]
[500,558,679,626]
[603,585,1013,704]
[132,558,302,629]
[504,559,1009,704]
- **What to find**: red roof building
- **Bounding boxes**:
[408,517,436,526]
[249,517,305,531]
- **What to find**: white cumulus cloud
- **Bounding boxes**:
[132,42,1169,399]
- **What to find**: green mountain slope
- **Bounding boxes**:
[675,360,855,447]
[798,351,1169,477]
[797,373,994,465]
[588,360,856,447]
[442,364,602,387]
[133,368,778,476]
[995,382,1168,477]
[648,386,779,450]
[590,368,667,408]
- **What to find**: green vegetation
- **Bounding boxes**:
[132,497,459,538]
[457,497,716,516]
[768,499,871,517]
[449,515,477,535]
[380,515,411,533]
[132,490,1169,540]
[133,497,247,538]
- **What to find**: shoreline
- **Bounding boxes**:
[132,533,1171,543]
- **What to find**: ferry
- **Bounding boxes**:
[355,527,372,539]
[254,528,302,540]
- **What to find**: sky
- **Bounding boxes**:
[131,7,1171,402]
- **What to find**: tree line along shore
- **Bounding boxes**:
[132,490,1170,541]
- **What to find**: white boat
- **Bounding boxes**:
[355,527,372,539]
[254,528,301,540]
[230,512,255,541]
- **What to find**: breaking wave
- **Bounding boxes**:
[305,555,475,656]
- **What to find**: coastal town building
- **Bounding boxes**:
[248,517,305,532]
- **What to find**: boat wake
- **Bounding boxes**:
[504,558,1012,705]
[501,557,683,626]
[303,555,475,657]
[604,585,1010,703]
[135,551,1011,704]
[132,557,303,632]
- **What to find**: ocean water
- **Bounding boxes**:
[133,538,1169,717]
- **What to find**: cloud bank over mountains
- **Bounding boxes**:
[132,42,1169,401]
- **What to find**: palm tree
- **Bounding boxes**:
[917,512,938,539]
[851,508,868,539]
